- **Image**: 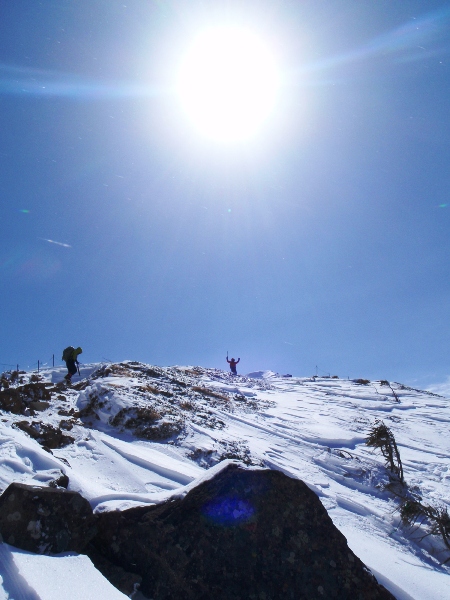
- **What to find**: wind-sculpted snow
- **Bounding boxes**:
[0,362,449,599]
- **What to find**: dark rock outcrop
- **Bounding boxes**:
[14,421,74,449]
[0,388,26,414]
[29,400,51,412]
[19,383,52,401]
[90,464,395,600]
[49,472,70,489]
[0,382,53,415]
[0,482,96,553]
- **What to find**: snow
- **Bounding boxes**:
[246,370,278,379]
[0,363,449,599]
[0,544,128,600]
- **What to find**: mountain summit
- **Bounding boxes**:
[0,362,448,599]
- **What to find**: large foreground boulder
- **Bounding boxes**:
[91,464,395,600]
[0,482,96,553]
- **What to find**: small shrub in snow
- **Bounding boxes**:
[192,386,229,401]
[192,410,225,430]
[110,406,184,440]
[366,420,404,484]
[137,419,183,440]
[401,499,450,559]
[110,405,161,428]
[92,364,135,379]
[9,370,19,383]
[179,400,195,410]
[138,384,173,397]
[378,380,400,403]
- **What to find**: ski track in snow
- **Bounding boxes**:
[0,364,449,599]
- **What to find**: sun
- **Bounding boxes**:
[177,26,279,142]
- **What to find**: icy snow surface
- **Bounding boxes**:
[0,362,449,599]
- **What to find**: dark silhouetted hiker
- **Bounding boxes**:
[62,346,82,382]
[227,356,240,375]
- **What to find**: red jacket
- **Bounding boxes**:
[227,358,240,368]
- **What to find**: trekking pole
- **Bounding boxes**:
[77,362,80,376]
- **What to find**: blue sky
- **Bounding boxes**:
[1,0,450,386]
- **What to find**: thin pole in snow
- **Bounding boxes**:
[38,360,40,373]
[52,354,55,367]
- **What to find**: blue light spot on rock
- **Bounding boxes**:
[203,497,254,525]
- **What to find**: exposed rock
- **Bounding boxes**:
[19,382,52,401]
[90,464,395,600]
[54,381,69,391]
[0,388,26,414]
[0,370,24,389]
[49,473,70,489]
[0,482,96,553]
[58,408,79,417]
[0,382,53,415]
[71,380,90,391]
[29,401,50,412]
[14,421,74,449]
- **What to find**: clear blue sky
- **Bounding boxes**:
[1,0,450,386]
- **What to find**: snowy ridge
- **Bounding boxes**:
[0,362,449,599]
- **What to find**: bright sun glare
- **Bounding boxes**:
[178,27,279,142]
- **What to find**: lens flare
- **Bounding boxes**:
[203,497,255,525]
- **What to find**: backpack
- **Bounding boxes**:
[62,346,75,361]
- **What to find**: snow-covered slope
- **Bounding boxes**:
[0,362,449,599]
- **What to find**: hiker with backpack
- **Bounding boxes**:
[62,346,82,382]
[226,355,240,375]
